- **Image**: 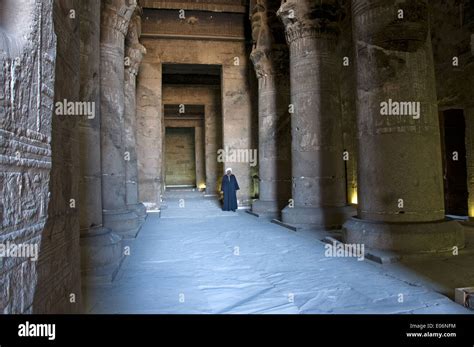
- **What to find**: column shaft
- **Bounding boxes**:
[79,0,123,282]
[124,10,147,222]
[250,0,292,217]
[100,0,140,238]
[343,0,463,252]
[278,0,353,228]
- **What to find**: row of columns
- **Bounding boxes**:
[251,0,464,253]
[251,0,353,227]
[79,0,147,281]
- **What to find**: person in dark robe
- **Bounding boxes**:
[221,168,240,212]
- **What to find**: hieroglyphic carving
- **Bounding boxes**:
[0,0,56,313]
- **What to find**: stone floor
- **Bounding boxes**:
[84,190,472,314]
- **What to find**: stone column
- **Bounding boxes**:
[277,0,353,228]
[100,0,140,238]
[124,9,147,223]
[343,0,463,252]
[137,61,163,209]
[250,0,292,218]
[79,0,122,282]
[195,125,206,189]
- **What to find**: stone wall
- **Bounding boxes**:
[33,0,82,313]
[0,0,56,314]
[0,0,81,313]
[165,128,196,186]
[338,1,358,205]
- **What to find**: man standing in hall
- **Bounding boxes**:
[221,168,240,212]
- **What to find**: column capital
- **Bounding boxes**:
[250,0,288,78]
[277,0,343,44]
[250,44,288,79]
[101,0,137,37]
[250,0,273,78]
[352,0,429,53]
[125,9,146,75]
[250,49,272,79]
[125,44,146,76]
[125,7,143,45]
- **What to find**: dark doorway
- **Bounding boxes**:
[440,109,468,216]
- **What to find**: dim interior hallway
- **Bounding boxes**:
[84,191,471,314]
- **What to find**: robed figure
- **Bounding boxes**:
[221,168,240,212]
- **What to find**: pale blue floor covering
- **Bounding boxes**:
[85,191,471,314]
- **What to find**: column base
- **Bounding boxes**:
[80,227,123,284]
[128,202,147,223]
[342,217,465,253]
[103,209,141,239]
[281,205,356,230]
[251,199,282,219]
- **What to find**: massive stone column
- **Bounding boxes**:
[277,0,353,228]
[343,0,463,252]
[79,0,123,282]
[100,0,141,238]
[136,59,163,210]
[250,0,292,218]
[124,9,147,223]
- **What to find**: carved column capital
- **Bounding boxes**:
[250,0,272,76]
[277,0,343,44]
[250,0,289,78]
[125,44,146,76]
[250,49,273,79]
[101,0,137,37]
[125,9,146,75]
[352,0,428,53]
